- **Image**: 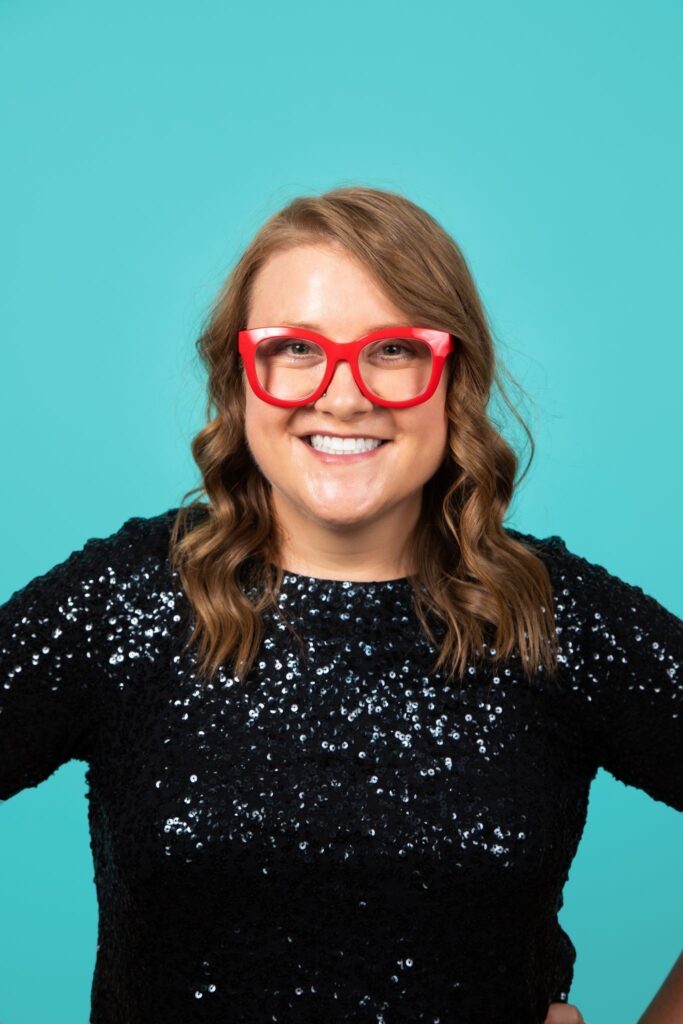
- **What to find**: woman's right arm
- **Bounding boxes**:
[0,534,107,801]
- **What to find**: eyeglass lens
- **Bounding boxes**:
[254,335,433,402]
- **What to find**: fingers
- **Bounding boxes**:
[544,1001,586,1024]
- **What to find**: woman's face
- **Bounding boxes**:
[243,242,450,557]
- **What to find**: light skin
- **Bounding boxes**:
[242,239,588,1023]
[243,241,450,582]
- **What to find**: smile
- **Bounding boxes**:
[297,436,391,462]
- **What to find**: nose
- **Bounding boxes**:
[314,357,374,412]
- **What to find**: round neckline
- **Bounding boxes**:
[271,564,413,587]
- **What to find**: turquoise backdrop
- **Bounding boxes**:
[1,1,681,1022]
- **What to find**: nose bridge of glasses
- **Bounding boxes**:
[322,337,370,393]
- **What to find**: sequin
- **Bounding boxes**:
[1,507,681,1023]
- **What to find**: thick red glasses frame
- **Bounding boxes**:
[238,326,455,409]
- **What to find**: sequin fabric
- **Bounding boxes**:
[1,507,682,1023]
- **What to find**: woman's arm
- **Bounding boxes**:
[545,1001,585,1022]
[545,951,683,1024]
[637,950,683,1024]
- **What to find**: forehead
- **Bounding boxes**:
[247,244,409,332]
[276,319,410,336]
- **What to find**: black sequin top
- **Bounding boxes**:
[1,507,682,1023]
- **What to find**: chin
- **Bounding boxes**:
[308,508,375,527]
[300,500,381,528]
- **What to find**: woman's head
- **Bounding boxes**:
[170,185,559,686]
[242,241,451,578]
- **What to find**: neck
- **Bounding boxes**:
[270,490,421,582]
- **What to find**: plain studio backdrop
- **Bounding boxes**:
[0,1,681,1021]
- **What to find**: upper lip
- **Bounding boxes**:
[298,432,391,441]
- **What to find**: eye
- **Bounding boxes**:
[256,337,325,361]
[278,342,313,357]
[364,339,429,362]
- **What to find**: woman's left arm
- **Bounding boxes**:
[543,951,683,1024]
[545,1001,585,1022]
[637,950,683,1024]
[540,946,683,1019]
[546,537,683,811]
[584,557,683,810]
[540,541,683,1024]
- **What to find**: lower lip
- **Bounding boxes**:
[297,437,391,463]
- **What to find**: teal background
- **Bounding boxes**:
[1,0,681,1021]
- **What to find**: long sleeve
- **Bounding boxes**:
[545,536,683,811]
[0,533,111,802]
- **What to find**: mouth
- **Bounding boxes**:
[297,436,392,462]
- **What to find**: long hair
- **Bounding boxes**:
[168,185,560,687]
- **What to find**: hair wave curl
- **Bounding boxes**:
[168,185,560,688]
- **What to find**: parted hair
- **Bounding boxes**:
[168,185,560,687]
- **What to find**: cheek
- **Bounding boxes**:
[243,396,291,467]
[401,406,449,473]
[405,399,449,449]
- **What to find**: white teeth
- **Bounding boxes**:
[308,434,384,454]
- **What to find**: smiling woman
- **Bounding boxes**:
[174,186,564,686]
[239,244,456,583]
[2,185,681,1024]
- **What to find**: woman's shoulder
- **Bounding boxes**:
[90,503,209,550]
[504,525,681,640]
[503,525,618,587]
[12,505,209,601]
[77,506,184,568]
[503,524,570,563]
[503,524,628,615]
[74,504,211,579]
[504,523,622,591]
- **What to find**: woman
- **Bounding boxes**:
[1,186,680,1023]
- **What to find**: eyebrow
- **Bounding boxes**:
[283,320,407,332]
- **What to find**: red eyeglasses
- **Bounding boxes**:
[237,326,455,409]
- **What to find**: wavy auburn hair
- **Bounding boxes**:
[169,185,560,687]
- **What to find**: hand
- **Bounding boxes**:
[544,1001,586,1024]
